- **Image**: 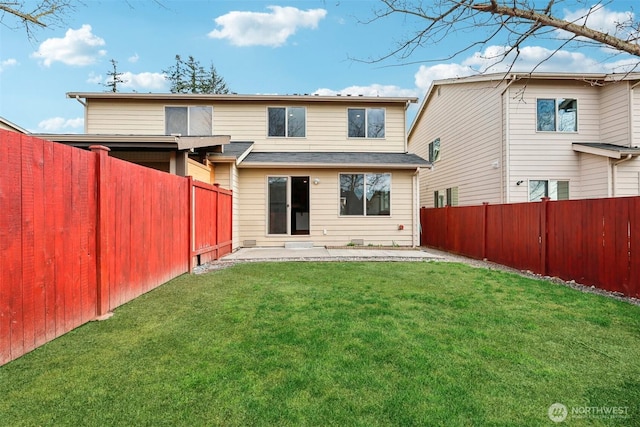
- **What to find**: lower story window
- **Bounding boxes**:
[340,173,391,216]
[434,190,445,208]
[529,180,569,201]
[446,187,458,206]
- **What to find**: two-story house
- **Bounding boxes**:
[0,116,28,134]
[408,72,640,208]
[56,93,429,249]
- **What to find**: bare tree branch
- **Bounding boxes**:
[362,0,640,73]
[0,1,76,39]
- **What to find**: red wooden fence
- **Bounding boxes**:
[421,197,640,298]
[190,179,233,266]
[1,131,232,365]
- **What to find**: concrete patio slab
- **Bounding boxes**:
[220,247,444,261]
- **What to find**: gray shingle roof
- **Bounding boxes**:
[218,141,254,158]
[572,143,640,154]
[572,143,640,159]
[240,151,430,168]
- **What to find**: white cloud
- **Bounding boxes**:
[208,6,327,47]
[414,63,477,91]
[314,83,418,98]
[128,53,139,63]
[91,70,167,91]
[119,72,168,91]
[561,5,636,40]
[413,44,626,92]
[37,117,84,132]
[463,45,606,73]
[0,58,18,72]
[31,25,106,67]
[86,72,103,84]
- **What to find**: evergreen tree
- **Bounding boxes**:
[163,54,230,94]
[104,59,125,93]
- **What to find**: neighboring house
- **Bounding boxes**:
[38,132,229,184]
[61,92,429,249]
[0,116,28,134]
[408,72,640,208]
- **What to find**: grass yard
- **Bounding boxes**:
[1,262,639,426]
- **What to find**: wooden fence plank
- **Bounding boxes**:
[31,136,47,348]
[43,141,57,341]
[630,197,640,298]
[9,133,25,360]
[21,134,37,354]
[1,131,23,364]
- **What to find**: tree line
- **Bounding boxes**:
[104,55,230,94]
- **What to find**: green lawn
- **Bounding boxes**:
[1,262,639,426]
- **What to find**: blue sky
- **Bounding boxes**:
[1,0,638,132]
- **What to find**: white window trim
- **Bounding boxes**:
[338,172,393,217]
[164,105,213,136]
[535,98,578,133]
[527,179,570,201]
[266,106,307,138]
[346,107,387,139]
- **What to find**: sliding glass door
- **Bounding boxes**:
[268,176,309,235]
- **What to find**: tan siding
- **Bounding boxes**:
[213,163,232,188]
[506,81,601,201]
[187,159,213,184]
[86,99,408,153]
[409,81,504,207]
[633,88,640,146]
[237,168,416,247]
[600,82,630,146]
[616,159,640,196]
[86,100,165,134]
[578,153,609,198]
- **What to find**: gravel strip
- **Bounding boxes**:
[193,248,640,307]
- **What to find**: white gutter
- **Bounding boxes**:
[630,81,640,147]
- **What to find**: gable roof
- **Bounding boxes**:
[0,116,28,134]
[408,71,640,138]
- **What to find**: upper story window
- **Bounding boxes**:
[268,107,306,137]
[536,98,577,132]
[428,138,441,162]
[165,106,212,136]
[348,108,385,138]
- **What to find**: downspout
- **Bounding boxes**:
[629,80,640,148]
[612,154,633,197]
[404,99,412,153]
[73,95,88,133]
[412,168,420,247]
[500,74,518,203]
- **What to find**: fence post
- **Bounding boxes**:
[482,202,489,260]
[187,176,194,274]
[90,145,111,316]
[214,184,220,260]
[540,197,550,276]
